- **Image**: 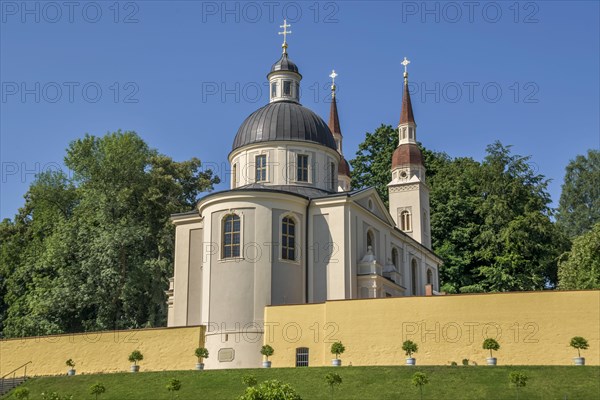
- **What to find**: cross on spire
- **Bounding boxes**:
[329,69,338,96]
[401,57,410,81]
[401,57,410,73]
[278,19,292,53]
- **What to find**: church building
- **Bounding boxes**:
[165,22,442,369]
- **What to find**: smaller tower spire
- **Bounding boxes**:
[328,70,341,136]
[278,19,292,54]
[400,57,415,125]
[327,69,351,192]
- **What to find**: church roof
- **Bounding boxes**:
[231,101,337,152]
[269,53,300,76]
[392,143,423,167]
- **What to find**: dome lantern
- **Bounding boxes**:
[268,19,301,103]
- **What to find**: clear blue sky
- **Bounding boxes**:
[1,1,599,219]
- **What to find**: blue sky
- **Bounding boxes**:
[1,1,599,220]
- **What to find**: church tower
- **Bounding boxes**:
[388,58,431,248]
[328,70,351,192]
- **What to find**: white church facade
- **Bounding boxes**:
[166,24,441,369]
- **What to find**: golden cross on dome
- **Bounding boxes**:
[278,19,292,53]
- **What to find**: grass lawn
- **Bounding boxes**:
[4,366,599,399]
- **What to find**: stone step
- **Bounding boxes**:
[0,377,29,396]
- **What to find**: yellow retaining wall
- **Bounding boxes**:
[264,291,600,367]
[0,326,204,376]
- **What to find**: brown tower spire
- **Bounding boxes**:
[399,74,415,124]
[329,94,342,135]
[328,69,351,191]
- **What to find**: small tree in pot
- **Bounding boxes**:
[483,338,500,365]
[66,359,76,376]
[570,336,589,366]
[330,341,345,367]
[194,347,209,370]
[402,340,418,366]
[261,344,274,368]
[128,350,144,372]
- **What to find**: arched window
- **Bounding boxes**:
[391,248,399,269]
[222,214,240,258]
[400,210,412,231]
[296,347,309,367]
[232,164,237,188]
[427,269,433,285]
[281,216,296,260]
[411,259,418,295]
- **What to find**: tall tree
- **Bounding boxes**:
[556,149,600,238]
[0,131,219,337]
[558,222,600,290]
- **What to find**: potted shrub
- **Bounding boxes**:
[330,341,345,367]
[261,344,274,368]
[128,350,144,372]
[66,359,76,376]
[483,338,500,365]
[402,340,418,366]
[194,347,209,370]
[570,336,589,366]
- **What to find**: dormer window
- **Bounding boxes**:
[283,80,292,96]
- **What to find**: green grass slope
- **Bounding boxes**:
[4,366,600,400]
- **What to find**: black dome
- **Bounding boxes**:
[232,101,337,152]
[269,53,300,75]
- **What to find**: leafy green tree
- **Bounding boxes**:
[557,150,600,238]
[350,124,397,206]
[411,372,429,400]
[128,350,144,366]
[260,344,274,362]
[0,131,219,338]
[569,336,589,358]
[402,340,418,358]
[558,223,600,289]
[238,379,302,400]
[483,338,500,358]
[324,372,342,399]
[509,372,528,400]
[195,347,209,363]
[330,341,345,360]
[89,383,106,400]
[432,143,567,292]
[166,378,182,399]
